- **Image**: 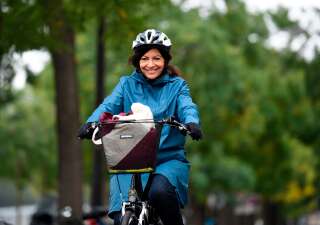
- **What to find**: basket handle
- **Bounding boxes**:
[92,127,102,145]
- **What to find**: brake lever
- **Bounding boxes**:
[90,122,99,129]
[165,117,191,136]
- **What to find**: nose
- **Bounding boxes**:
[146,59,156,66]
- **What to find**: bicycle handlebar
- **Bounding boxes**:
[91,117,191,136]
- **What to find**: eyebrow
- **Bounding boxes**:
[141,55,162,58]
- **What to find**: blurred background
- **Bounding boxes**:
[0,0,320,225]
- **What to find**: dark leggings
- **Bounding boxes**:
[113,174,184,225]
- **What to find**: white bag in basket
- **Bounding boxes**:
[92,103,154,145]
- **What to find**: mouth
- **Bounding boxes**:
[145,68,160,74]
[146,70,158,73]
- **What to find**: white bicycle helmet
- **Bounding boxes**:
[132,29,172,49]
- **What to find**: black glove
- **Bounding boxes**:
[77,122,94,140]
[186,123,203,141]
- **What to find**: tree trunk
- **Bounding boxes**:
[90,17,107,208]
[15,160,22,225]
[15,188,22,225]
[48,2,82,219]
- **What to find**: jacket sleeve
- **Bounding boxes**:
[86,77,125,122]
[176,81,200,125]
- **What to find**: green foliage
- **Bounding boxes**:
[0,0,48,53]
[0,47,16,104]
[144,1,319,215]
[269,7,298,30]
[305,51,320,101]
[0,66,57,193]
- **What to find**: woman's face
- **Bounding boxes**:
[139,48,165,80]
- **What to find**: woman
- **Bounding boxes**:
[78,29,202,225]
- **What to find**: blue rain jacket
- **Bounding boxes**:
[87,70,200,215]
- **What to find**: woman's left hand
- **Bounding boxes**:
[186,123,203,141]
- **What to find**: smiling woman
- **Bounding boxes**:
[78,28,202,225]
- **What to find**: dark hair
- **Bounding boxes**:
[129,44,181,76]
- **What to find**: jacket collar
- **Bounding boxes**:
[131,70,172,85]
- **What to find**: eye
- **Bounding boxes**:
[153,56,162,61]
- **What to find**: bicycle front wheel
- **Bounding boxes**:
[121,210,138,225]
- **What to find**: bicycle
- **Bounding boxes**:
[90,117,191,225]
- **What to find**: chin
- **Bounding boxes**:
[145,73,161,79]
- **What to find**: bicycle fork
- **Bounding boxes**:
[121,174,149,225]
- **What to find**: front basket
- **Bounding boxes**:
[100,122,160,174]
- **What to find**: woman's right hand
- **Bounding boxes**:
[77,122,95,140]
